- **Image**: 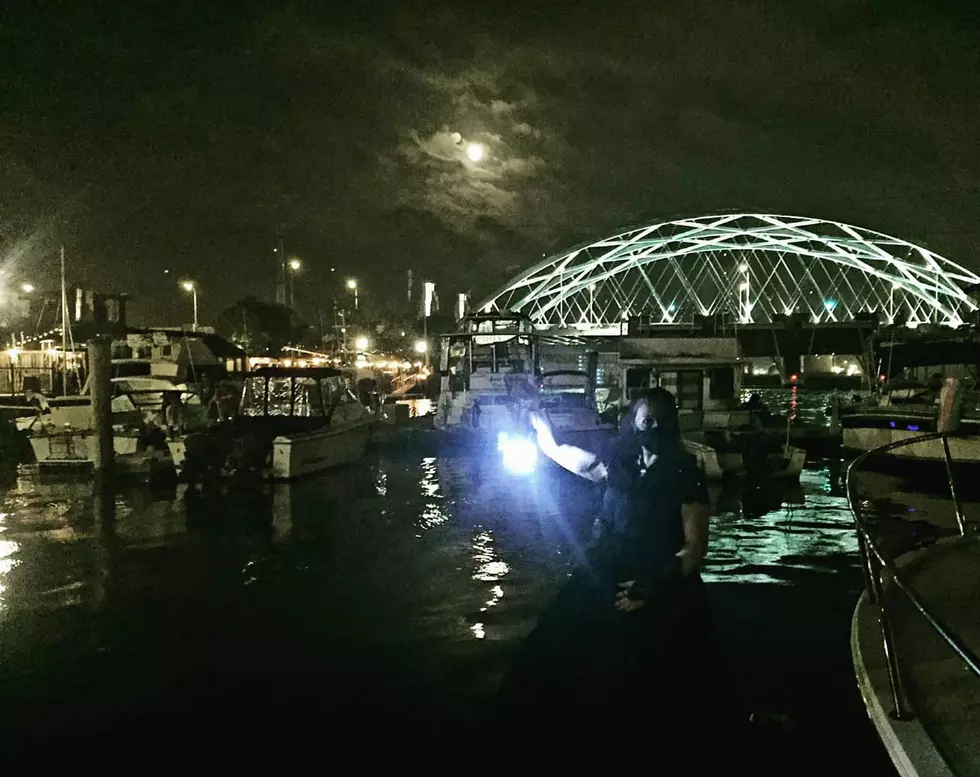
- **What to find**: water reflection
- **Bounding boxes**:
[417,456,449,532]
[704,465,858,586]
[373,466,388,497]
[0,516,18,611]
[0,431,870,734]
[470,530,510,640]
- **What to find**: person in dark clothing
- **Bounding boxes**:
[494,388,745,757]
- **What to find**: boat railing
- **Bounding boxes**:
[845,431,980,730]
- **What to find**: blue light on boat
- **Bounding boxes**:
[889,421,896,428]
[907,425,919,432]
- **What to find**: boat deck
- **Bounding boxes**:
[889,540,980,775]
[853,537,980,777]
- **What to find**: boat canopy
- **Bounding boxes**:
[242,369,354,418]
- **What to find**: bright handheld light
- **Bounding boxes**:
[497,431,538,476]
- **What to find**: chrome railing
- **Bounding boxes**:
[846,431,980,722]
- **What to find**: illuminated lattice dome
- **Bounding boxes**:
[479,214,980,329]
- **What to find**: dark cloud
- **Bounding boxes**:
[1,1,979,324]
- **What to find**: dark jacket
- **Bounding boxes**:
[589,439,708,593]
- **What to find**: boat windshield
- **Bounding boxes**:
[267,377,293,416]
[293,377,325,417]
[241,373,355,417]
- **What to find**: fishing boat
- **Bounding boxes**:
[848,424,980,777]
[172,366,375,481]
[19,379,176,474]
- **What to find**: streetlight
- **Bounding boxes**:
[20,283,34,294]
[181,280,198,331]
[346,278,359,310]
[288,257,301,308]
[414,340,428,354]
[354,335,369,351]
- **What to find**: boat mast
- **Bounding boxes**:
[60,246,68,396]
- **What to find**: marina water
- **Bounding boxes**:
[0,389,896,770]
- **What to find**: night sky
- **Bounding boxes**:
[3,1,979,326]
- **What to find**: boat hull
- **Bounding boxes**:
[684,438,805,480]
[26,431,170,477]
[271,421,374,480]
[27,431,142,463]
[842,425,980,462]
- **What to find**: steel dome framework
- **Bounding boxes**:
[480,214,980,329]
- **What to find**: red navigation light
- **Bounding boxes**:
[789,373,799,383]
[879,374,886,382]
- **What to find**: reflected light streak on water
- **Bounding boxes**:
[373,467,388,497]
[0,512,17,611]
[416,456,449,532]
[470,530,510,640]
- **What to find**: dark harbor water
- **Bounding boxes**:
[0,390,894,771]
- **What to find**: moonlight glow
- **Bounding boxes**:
[466,143,485,162]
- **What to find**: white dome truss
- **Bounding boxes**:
[479,214,980,329]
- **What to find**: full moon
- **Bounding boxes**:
[450,131,462,144]
[466,142,485,162]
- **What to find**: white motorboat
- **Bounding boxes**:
[434,312,539,438]
[172,367,375,481]
[842,333,980,463]
[25,425,171,477]
[17,376,197,472]
[848,431,980,777]
[840,386,980,463]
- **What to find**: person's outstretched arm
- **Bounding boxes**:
[530,413,607,482]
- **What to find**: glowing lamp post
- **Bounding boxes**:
[181,280,198,331]
[346,278,359,311]
[354,335,369,352]
[288,257,301,309]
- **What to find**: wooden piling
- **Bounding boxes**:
[89,336,113,472]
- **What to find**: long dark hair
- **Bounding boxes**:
[605,388,683,490]
[617,387,681,446]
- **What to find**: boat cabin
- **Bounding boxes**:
[618,335,748,431]
[537,370,596,414]
[241,367,359,419]
[440,312,539,396]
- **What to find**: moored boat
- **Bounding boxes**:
[618,334,806,480]
[847,431,980,777]
[173,366,375,482]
